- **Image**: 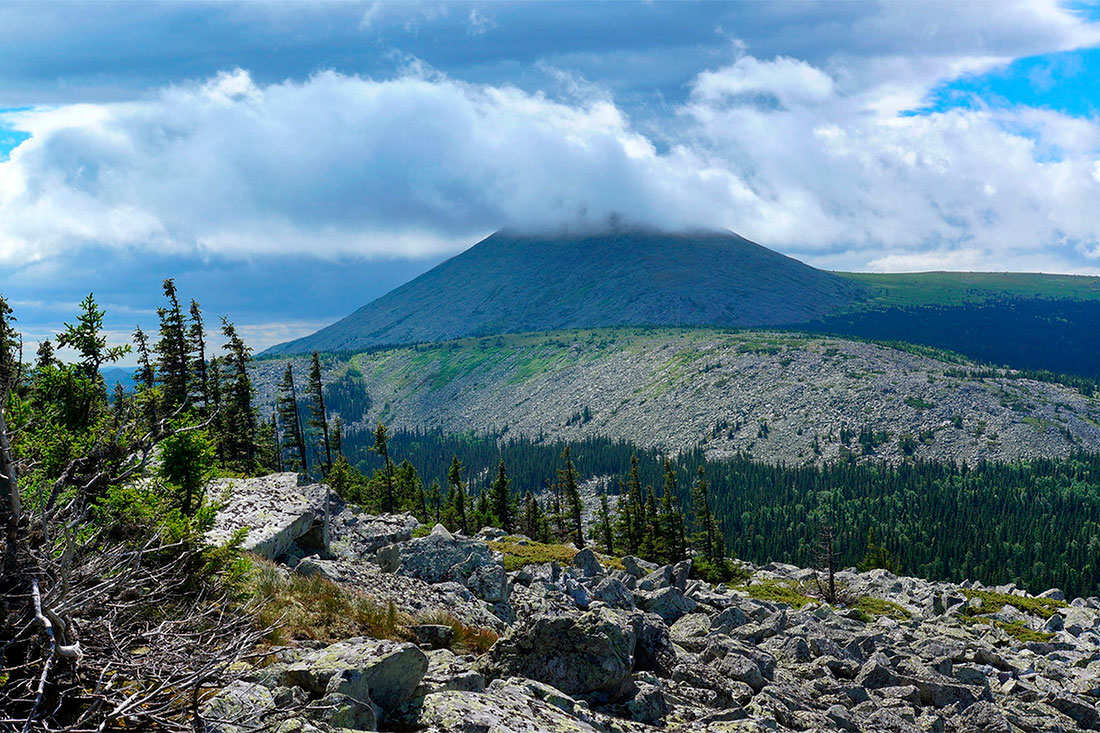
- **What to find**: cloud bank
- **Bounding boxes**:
[2,2,1100,273]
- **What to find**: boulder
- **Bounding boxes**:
[282,638,427,713]
[330,510,420,560]
[316,692,377,730]
[207,473,327,561]
[669,613,712,653]
[391,529,507,604]
[627,611,679,677]
[202,681,276,733]
[636,586,696,624]
[589,577,634,610]
[414,649,487,696]
[477,607,635,697]
[407,689,600,732]
[571,548,604,577]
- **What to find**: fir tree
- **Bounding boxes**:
[219,318,257,470]
[520,490,549,542]
[307,351,332,473]
[443,455,468,534]
[187,299,210,412]
[132,326,155,391]
[276,363,308,475]
[155,279,189,410]
[426,479,442,523]
[35,339,55,370]
[372,422,395,513]
[331,415,344,458]
[488,459,514,532]
[692,465,717,563]
[559,446,584,548]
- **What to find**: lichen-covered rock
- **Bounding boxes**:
[207,473,327,561]
[414,649,487,696]
[408,689,601,732]
[282,638,427,713]
[636,586,696,624]
[201,681,276,733]
[477,607,635,697]
[571,548,604,577]
[330,509,419,560]
[589,577,634,610]
[392,528,507,604]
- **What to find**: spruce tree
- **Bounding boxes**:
[426,479,443,523]
[331,416,344,458]
[692,465,717,563]
[155,279,189,410]
[444,455,468,534]
[488,459,513,532]
[372,422,395,513]
[307,351,332,473]
[35,339,55,370]
[558,446,584,548]
[276,363,308,475]
[187,299,210,412]
[218,319,255,468]
[132,326,155,391]
[627,455,646,552]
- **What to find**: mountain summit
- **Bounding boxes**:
[266,228,867,355]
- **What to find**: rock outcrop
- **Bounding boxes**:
[210,506,1100,732]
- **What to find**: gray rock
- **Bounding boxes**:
[282,638,427,713]
[477,607,635,697]
[954,701,1010,733]
[571,548,603,577]
[415,649,486,695]
[589,577,634,610]
[393,530,507,604]
[636,565,673,592]
[411,624,455,650]
[1047,694,1100,729]
[409,689,600,732]
[635,586,696,623]
[670,612,713,653]
[316,691,377,730]
[201,681,276,733]
[208,474,328,561]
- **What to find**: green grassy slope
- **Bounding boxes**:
[836,271,1100,307]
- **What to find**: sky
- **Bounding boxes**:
[2,0,1100,359]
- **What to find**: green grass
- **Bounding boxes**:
[903,396,936,410]
[855,596,912,621]
[837,271,1100,308]
[961,589,1067,619]
[738,579,815,609]
[960,615,1056,644]
[486,538,626,572]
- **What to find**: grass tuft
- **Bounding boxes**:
[961,589,1067,619]
[855,596,912,621]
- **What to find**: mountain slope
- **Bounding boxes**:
[255,328,1100,465]
[265,228,868,355]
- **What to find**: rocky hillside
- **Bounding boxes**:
[255,328,1100,465]
[263,228,868,355]
[205,477,1100,732]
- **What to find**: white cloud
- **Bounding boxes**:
[2,1,1100,274]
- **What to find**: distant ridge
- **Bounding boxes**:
[264,228,867,355]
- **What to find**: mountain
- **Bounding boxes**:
[264,228,869,355]
[254,328,1100,466]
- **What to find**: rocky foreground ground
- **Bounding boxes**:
[205,475,1100,732]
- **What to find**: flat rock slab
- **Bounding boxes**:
[207,473,327,560]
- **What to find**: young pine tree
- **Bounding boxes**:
[276,363,308,476]
[187,299,210,413]
[488,459,514,532]
[443,456,468,534]
[219,318,257,470]
[692,465,717,563]
[307,351,332,474]
[155,279,190,411]
[558,446,585,548]
[372,422,396,513]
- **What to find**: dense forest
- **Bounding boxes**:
[334,427,1100,599]
[798,298,1100,379]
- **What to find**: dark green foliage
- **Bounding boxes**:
[558,446,584,548]
[276,363,308,475]
[858,527,900,573]
[157,427,215,517]
[595,491,614,554]
[188,299,210,412]
[443,455,468,534]
[156,279,190,410]
[344,428,1100,597]
[307,351,332,473]
[488,460,516,533]
[218,319,259,471]
[372,422,395,513]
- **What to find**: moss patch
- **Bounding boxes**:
[739,579,815,609]
[961,589,1067,619]
[855,596,912,621]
